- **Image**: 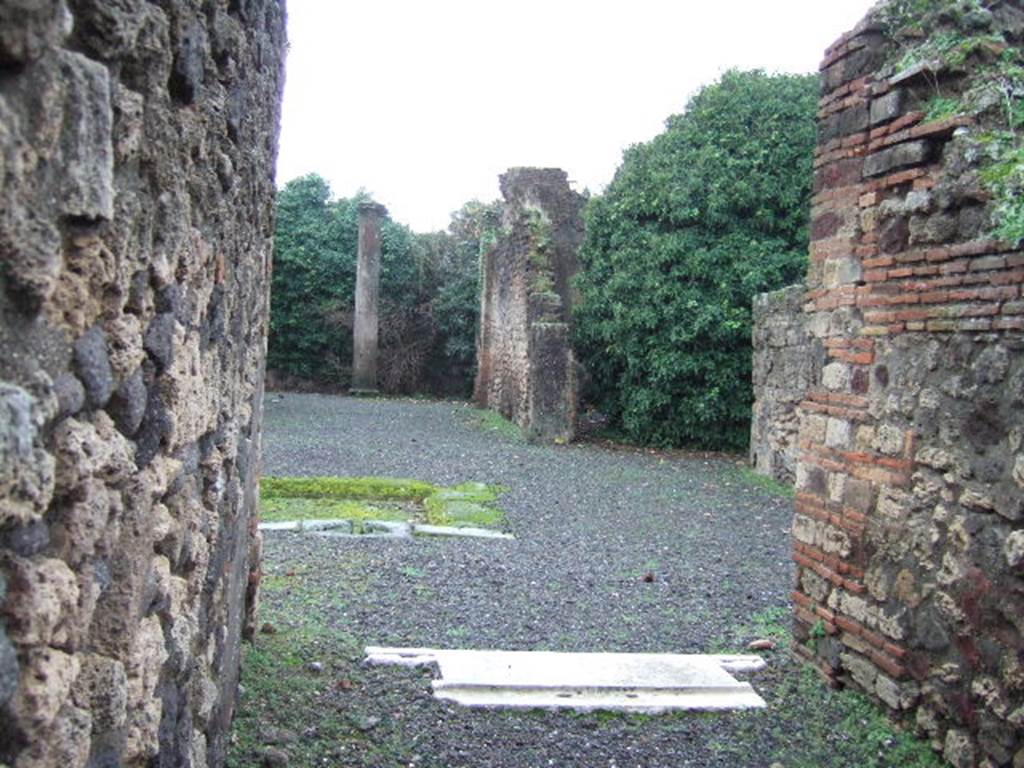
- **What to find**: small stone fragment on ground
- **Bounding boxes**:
[259,746,290,767]
[261,726,297,745]
[354,715,380,731]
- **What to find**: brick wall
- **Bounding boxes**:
[474,168,584,443]
[793,5,1024,767]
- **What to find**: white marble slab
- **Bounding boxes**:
[365,647,767,712]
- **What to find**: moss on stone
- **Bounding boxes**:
[260,476,508,530]
[259,496,410,523]
[873,0,1024,243]
[422,482,509,526]
[261,475,436,502]
[466,407,526,441]
[524,204,557,296]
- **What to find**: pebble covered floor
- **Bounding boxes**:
[229,394,939,768]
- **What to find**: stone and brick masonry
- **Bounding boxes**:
[474,168,584,443]
[789,4,1024,767]
[751,284,819,484]
[0,2,285,766]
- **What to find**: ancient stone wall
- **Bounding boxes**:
[751,284,819,483]
[474,168,584,443]
[0,2,285,766]
[793,3,1024,766]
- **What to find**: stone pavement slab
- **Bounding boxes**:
[365,647,766,712]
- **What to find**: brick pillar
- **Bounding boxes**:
[352,202,387,393]
[792,6,1024,767]
[473,168,584,442]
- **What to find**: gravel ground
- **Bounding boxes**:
[228,393,938,768]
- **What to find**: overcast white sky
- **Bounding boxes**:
[276,0,877,233]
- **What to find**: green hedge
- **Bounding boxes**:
[573,70,818,450]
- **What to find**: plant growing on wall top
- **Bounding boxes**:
[874,0,1024,244]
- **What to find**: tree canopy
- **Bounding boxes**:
[268,174,496,395]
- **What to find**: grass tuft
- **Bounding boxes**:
[732,466,796,499]
[466,408,525,441]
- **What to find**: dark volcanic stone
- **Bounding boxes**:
[73,326,115,409]
[135,390,173,469]
[107,367,147,436]
[879,216,909,254]
[155,284,185,321]
[0,625,18,707]
[864,140,932,178]
[107,368,147,438]
[916,607,951,651]
[144,313,177,372]
[169,19,207,104]
[53,372,86,417]
[0,518,50,557]
[870,90,903,126]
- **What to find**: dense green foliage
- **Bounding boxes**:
[574,70,818,450]
[269,175,417,385]
[268,175,498,394]
[414,201,501,392]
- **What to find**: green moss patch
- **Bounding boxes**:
[262,475,436,502]
[260,475,508,530]
[259,497,412,524]
[230,555,425,767]
[730,466,796,499]
[464,407,525,442]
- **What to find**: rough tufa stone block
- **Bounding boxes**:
[56,50,114,221]
[0,0,71,66]
[0,2,285,766]
[863,140,932,178]
[870,90,904,126]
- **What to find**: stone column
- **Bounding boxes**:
[351,202,388,393]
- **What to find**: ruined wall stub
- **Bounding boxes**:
[750,284,820,483]
[793,4,1024,766]
[474,168,584,443]
[351,202,387,394]
[0,2,286,766]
